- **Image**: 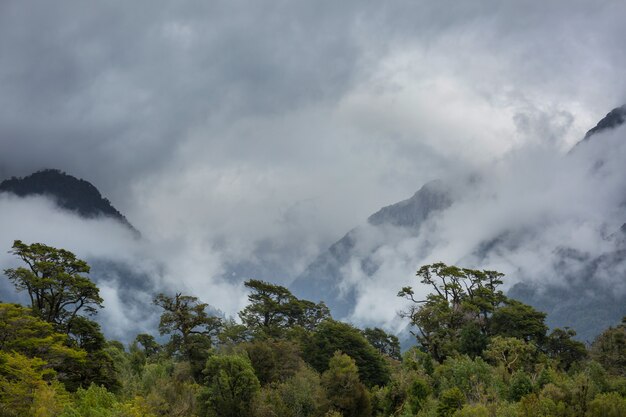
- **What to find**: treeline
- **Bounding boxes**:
[0,241,625,417]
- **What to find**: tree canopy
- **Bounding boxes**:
[4,240,102,333]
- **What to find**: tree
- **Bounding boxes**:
[590,317,626,376]
[303,319,390,387]
[241,339,304,386]
[543,328,587,370]
[3,240,102,333]
[321,352,371,417]
[239,280,330,338]
[398,263,549,362]
[153,293,222,378]
[398,263,506,361]
[587,392,626,417]
[363,327,401,360]
[508,371,533,402]
[436,387,465,417]
[134,334,160,358]
[484,336,535,374]
[199,354,260,417]
[488,300,547,344]
[0,351,68,416]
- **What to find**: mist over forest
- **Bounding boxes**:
[1,1,626,416]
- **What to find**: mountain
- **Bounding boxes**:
[291,180,452,318]
[290,105,626,341]
[0,169,137,233]
[581,104,626,142]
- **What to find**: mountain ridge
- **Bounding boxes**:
[0,169,138,234]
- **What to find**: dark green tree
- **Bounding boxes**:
[153,293,222,378]
[241,339,303,386]
[134,333,160,358]
[303,319,390,387]
[544,327,587,370]
[239,279,330,338]
[321,352,371,417]
[437,387,465,417]
[199,354,260,417]
[63,316,120,391]
[508,371,533,402]
[3,240,103,333]
[399,263,547,362]
[398,264,507,361]
[489,300,547,344]
[363,327,401,360]
[590,317,626,376]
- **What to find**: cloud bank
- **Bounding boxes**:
[1,0,626,339]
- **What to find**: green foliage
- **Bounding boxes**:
[3,252,626,417]
[304,319,390,387]
[363,327,402,360]
[4,240,102,332]
[587,392,626,417]
[488,300,547,344]
[153,292,222,378]
[242,338,304,385]
[254,366,328,417]
[373,365,431,416]
[0,302,92,393]
[458,323,488,359]
[141,361,200,417]
[403,347,435,376]
[0,351,63,416]
[200,353,260,417]
[133,334,160,358]
[484,336,535,374]
[435,356,492,403]
[436,387,464,417]
[543,327,587,370]
[399,264,506,362]
[590,318,626,376]
[508,371,533,402]
[0,303,86,369]
[452,404,489,417]
[321,352,371,417]
[239,279,330,338]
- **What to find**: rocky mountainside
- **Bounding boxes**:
[291,180,452,318]
[581,104,626,141]
[0,169,137,233]
[291,105,626,341]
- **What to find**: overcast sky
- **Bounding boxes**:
[1,0,626,337]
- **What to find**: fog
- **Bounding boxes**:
[1,0,626,339]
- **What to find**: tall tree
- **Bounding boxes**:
[3,240,102,333]
[398,263,545,362]
[239,279,330,337]
[153,292,222,377]
[304,319,390,387]
[322,352,371,417]
[363,327,401,360]
[199,354,260,417]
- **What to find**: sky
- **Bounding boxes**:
[1,0,626,339]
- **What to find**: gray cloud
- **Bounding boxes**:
[1,0,626,338]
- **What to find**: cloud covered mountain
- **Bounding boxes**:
[0,169,137,233]
[291,106,626,341]
[1,107,625,343]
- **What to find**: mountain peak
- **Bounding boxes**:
[368,180,452,228]
[582,104,626,141]
[0,169,137,233]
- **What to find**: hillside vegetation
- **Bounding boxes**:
[1,240,625,417]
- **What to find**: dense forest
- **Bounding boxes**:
[1,240,625,417]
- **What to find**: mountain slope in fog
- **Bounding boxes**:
[291,105,626,341]
[291,180,453,318]
[0,169,137,233]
